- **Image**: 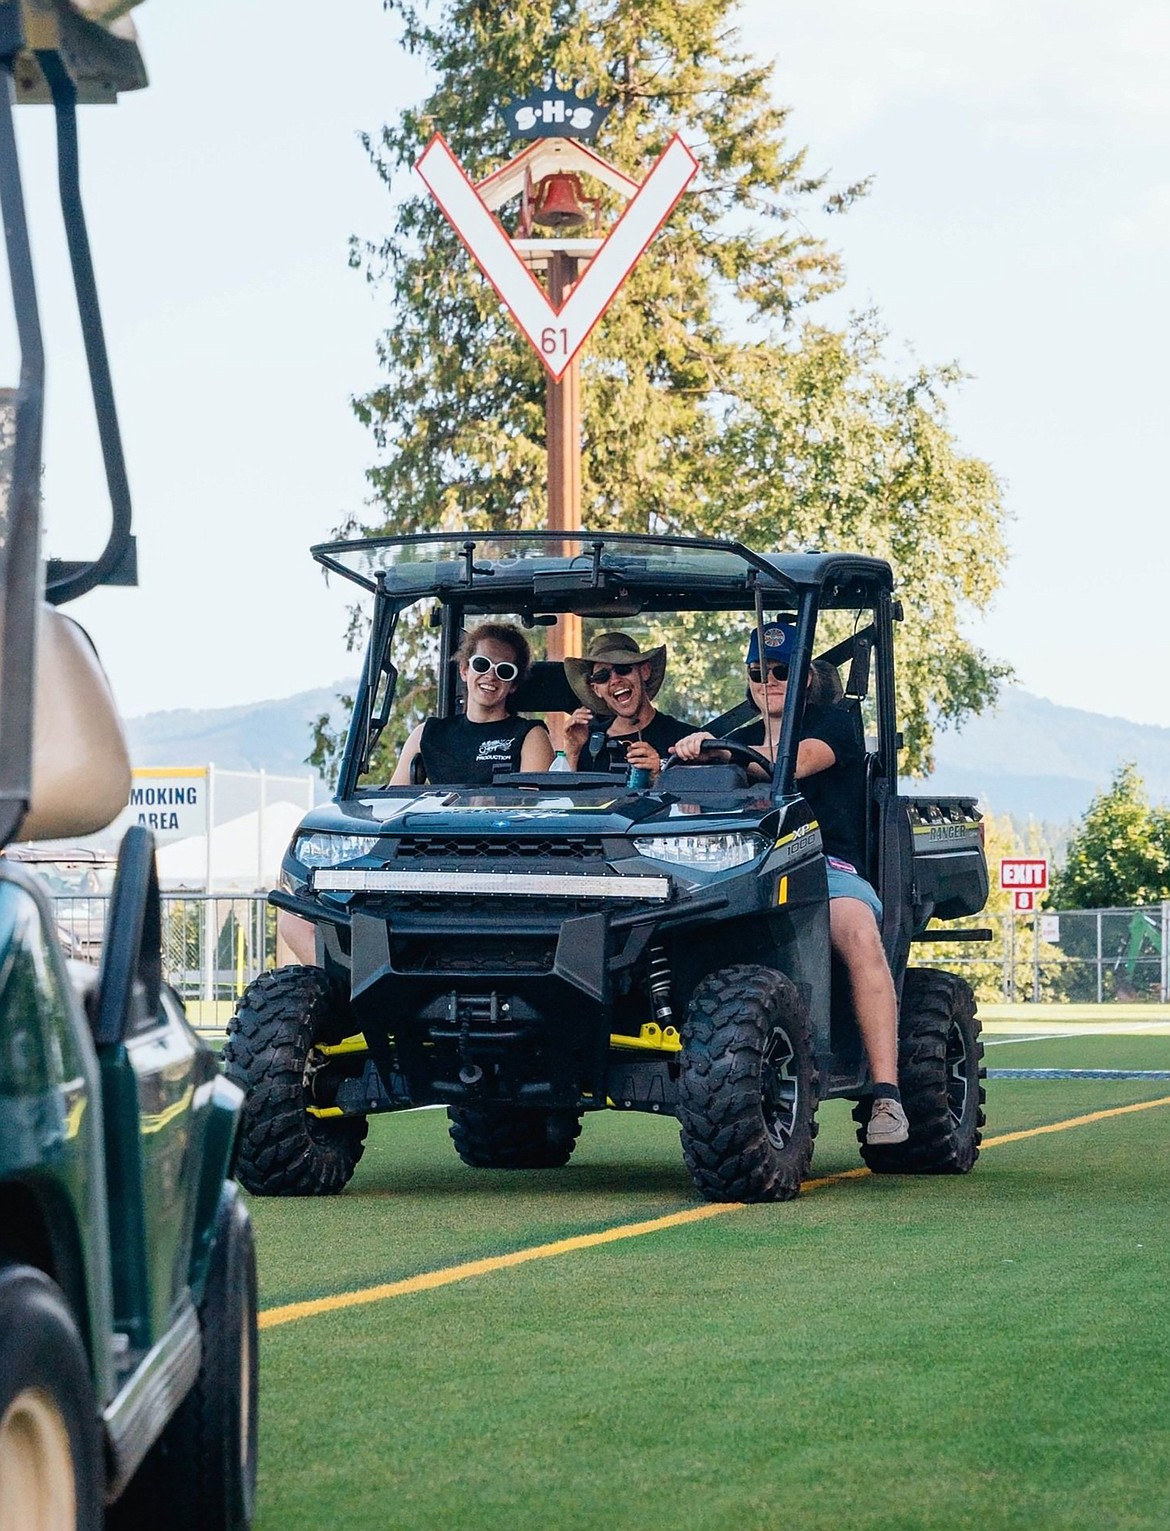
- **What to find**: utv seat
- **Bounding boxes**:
[512,661,580,716]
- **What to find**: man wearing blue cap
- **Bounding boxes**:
[673,622,909,1146]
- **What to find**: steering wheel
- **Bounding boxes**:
[663,737,773,775]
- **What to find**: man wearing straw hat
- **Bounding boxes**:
[562,632,695,779]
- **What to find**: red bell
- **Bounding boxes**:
[530,171,599,232]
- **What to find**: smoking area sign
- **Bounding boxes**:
[113,766,208,844]
[999,857,1048,914]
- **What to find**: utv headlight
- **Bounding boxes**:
[633,831,767,873]
[293,832,381,868]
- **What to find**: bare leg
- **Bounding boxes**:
[829,896,898,1085]
[277,910,318,967]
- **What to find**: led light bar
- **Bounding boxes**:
[313,869,671,900]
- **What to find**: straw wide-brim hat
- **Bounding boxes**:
[564,632,668,714]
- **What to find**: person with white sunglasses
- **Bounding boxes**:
[391,622,553,786]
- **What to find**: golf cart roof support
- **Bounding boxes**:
[0,63,44,844]
[42,53,137,601]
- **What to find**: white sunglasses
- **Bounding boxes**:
[468,653,519,682]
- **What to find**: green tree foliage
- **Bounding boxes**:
[312,0,1009,780]
[1050,763,1170,910]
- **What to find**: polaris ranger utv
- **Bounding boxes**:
[0,6,256,1527]
[226,531,988,1203]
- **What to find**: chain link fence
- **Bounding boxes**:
[915,903,1170,1005]
[51,892,279,1002]
[50,894,1170,1009]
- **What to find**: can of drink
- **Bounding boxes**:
[627,763,653,791]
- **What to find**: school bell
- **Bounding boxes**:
[530,171,600,232]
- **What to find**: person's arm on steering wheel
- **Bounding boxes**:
[672,730,717,762]
[670,731,771,780]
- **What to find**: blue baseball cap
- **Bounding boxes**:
[745,622,796,665]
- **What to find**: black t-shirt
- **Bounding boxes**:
[733,703,867,872]
[582,710,695,773]
[419,714,548,784]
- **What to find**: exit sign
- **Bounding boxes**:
[999,858,1048,891]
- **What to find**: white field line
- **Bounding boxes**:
[986,1020,1170,1046]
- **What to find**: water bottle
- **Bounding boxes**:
[550,750,571,773]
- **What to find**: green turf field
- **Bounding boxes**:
[248,1019,1170,1531]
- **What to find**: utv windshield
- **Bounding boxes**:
[312,531,789,602]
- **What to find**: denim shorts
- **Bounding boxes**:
[825,860,883,921]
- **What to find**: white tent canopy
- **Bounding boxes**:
[155,801,304,892]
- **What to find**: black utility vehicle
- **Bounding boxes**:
[226,532,989,1203]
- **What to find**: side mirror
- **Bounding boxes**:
[91,824,161,1047]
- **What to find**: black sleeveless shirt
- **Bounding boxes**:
[418,714,548,785]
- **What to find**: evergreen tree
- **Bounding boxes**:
[1050,763,1170,909]
[313,0,1009,779]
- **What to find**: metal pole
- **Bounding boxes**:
[1096,910,1103,1005]
[257,767,266,890]
[1005,912,1015,1003]
[202,764,215,1002]
[1162,900,1169,1003]
[1032,909,1041,1003]
[544,250,583,694]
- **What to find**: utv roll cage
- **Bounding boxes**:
[311,530,900,806]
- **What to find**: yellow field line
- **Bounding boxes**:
[258,1203,740,1329]
[981,1094,1170,1148]
[257,1095,1170,1331]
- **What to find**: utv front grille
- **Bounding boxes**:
[368,891,630,923]
[394,835,606,863]
[390,935,557,974]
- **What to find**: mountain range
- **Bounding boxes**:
[123,681,1170,827]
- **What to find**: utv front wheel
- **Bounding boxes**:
[447,1105,583,1168]
[223,966,368,1195]
[854,968,985,1174]
[678,964,819,1202]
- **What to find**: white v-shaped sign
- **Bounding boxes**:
[415,132,699,381]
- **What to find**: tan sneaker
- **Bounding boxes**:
[867,1096,909,1146]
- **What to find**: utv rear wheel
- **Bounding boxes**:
[223,966,368,1195]
[854,968,984,1174]
[447,1105,583,1168]
[678,964,819,1203]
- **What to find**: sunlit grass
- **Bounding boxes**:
[249,1033,1170,1531]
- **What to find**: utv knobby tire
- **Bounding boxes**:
[678,964,819,1203]
[447,1105,583,1169]
[854,967,985,1174]
[223,966,368,1195]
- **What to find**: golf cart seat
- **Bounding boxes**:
[17,604,131,840]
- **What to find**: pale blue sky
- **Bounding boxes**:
[5,1,1168,731]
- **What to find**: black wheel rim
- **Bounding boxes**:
[945,1019,970,1129]
[761,1024,800,1150]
